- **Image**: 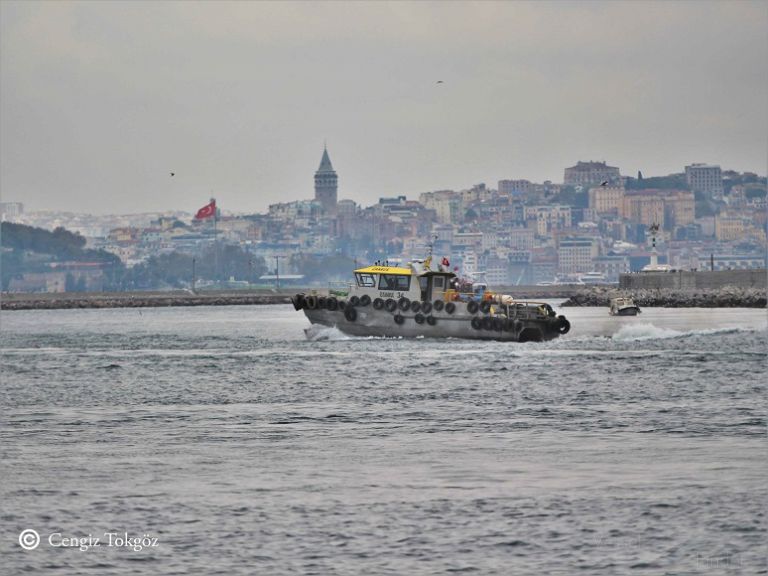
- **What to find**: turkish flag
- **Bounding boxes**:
[195,200,216,219]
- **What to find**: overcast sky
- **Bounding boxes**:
[1,1,766,215]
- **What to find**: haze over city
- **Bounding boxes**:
[1,0,766,215]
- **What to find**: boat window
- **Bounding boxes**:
[356,273,376,288]
[419,277,428,290]
[434,277,445,289]
[378,274,410,291]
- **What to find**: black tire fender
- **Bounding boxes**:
[398,297,411,311]
[433,300,445,312]
[385,298,398,312]
[421,301,432,314]
[445,302,456,314]
[426,315,437,326]
[394,314,405,325]
[359,295,371,307]
[410,300,421,313]
[373,298,385,310]
[467,300,479,314]
[471,317,482,330]
[344,307,358,322]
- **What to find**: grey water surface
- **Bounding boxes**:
[1,305,766,575]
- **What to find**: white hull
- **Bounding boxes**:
[610,306,641,316]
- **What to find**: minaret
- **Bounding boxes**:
[314,145,338,213]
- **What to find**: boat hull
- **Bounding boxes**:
[611,307,641,316]
[299,303,567,342]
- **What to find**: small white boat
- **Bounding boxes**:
[579,271,608,285]
[610,296,641,316]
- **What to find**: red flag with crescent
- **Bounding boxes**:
[195,200,216,219]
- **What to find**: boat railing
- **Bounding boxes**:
[327,281,350,297]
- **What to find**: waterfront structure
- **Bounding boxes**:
[594,255,630,283]
[564,161,621,186]
[685,163,723,200]
[557,236,598,274]
[314,146,338,213]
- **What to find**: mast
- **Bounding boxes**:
[212,197,218,283]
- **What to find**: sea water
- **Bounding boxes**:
[1,305,766,575]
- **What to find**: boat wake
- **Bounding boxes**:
[303,324,354,341]
[611,323,759,342]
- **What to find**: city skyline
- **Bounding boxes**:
[2,1,767,215]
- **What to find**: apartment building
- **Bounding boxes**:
[685,163,723,200]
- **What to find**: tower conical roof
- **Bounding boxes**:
[317,146,335,173]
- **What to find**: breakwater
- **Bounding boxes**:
[1,285,583,311]
[5,283,765,310]
[562,286,767,308]
[0,290,293,311]
[619,268,767,290]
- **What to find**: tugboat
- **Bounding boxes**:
[292,258,570,342]
[609,296,642,316]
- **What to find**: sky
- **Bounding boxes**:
[1,0,766,215]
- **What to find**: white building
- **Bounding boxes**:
[685,163,723,200]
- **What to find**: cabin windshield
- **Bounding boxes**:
[378,274,410,291]
[355,273,376,288]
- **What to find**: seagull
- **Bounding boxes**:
[600,180,608,187]
[436,80,444,84]
[170,172,175,177]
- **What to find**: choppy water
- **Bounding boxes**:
[1,304,766,575]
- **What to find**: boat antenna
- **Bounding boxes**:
[424,234,438,270]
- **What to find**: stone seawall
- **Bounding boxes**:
[1,290,293,311]
[562,286,767,308]
[1,285,586,311]
[619,269,767,290]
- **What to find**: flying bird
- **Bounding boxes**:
[436,80,444,84]
[600,180,608,187]
[170,172,175,177]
